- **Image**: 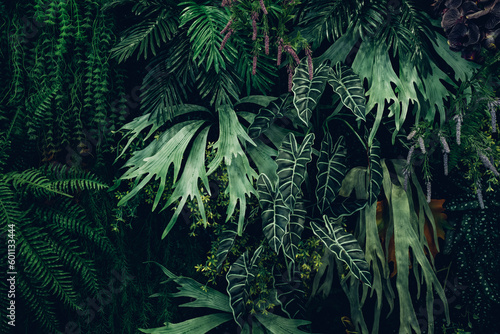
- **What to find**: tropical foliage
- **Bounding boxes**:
[1,0,500,333]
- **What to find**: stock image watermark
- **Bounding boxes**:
[6,224,16,327]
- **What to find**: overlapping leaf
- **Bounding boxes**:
[283,198,306,263]
[248,94,291,139]
[292,60,330,126]
[276,133,315,211]
[316,134,347,215]
[311,217,372,286]
[215,220,239,273]
[368,138,383,206]
[328,63,366,121]
[258,174,290,253]
[226,251,254,327]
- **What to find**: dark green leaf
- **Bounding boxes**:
[328,63,366,121]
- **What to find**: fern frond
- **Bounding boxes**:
[196,64,241,108]
[0,181,22,227]
[42,164,108,194]
[17,225,80,310]
[34,197,115,255]
[111,8,178,63]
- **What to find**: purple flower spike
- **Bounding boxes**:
[287,64,294,92]
[219,29,233,51]
[478,151,500,177]
[264,33,269,55]
[439,133,450,153]
[443,152,448,176]
[284,45,301,65]
[418,136,426,154]
[252,54,258,75]
[220,19,233,35]
[454,114,462,145]
[259,0,268,15]
[277,39,283,66]
[489,100,498,133]
[407,130,417,140]
[406,145,415,165]
[251,12,259,41]
[426,180,431,203]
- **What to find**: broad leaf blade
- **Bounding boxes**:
[226,251,254,328]
[248,94,291,139]
[316,134,347,215]
[292,60,329,126]
[277,133,315,211]
[368,139,383,206]
[255,312,312,334]
[139,313,232,333]
[258,174,290,253]
[311,218,372,286]
[216,221,238,273]
[283,198,306,263]
[328,63,366,121]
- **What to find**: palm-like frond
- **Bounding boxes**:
[111,7,178,62]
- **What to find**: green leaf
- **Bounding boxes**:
[118,120,206,211]
[162,126,211,238]
[248,94,292,139]
[368,139,382,206]
[226,251,254,327]
[255,312,312,334]
[216,221,238,273]
[327,198,367,220]
[316,134,347,215]
[138,313,233,333]
[311,217,372,286]
[276,133,315,211]
[328,63,366,121]
[292,60,330,126]
[246,138,279,185]
[208,105,258,235]
[258,174,290,254]
[283,198,306,263]
[274,267,306,319]
[236,95,278,107]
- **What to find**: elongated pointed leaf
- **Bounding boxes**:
[208,105,258,235]
[258,174,290,253]
[118,120,206,210]
[139,313,232,333]
[216,221,238,273]
[328,63,366,121]
[162,127,211,238]
[328,198,367,220]
[368,139,383,206]
[283,198,306,263]
[255,312,312,334]
[311,218,372,286]
[316,134,347,215]
[292,60,329,126]
[248,94,291,139]
[274,267,306,319]
[277,133,315,211]
[226,251,255,328]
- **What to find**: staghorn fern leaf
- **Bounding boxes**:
[311,216,372,287]
[276,133,315,211]
[292,60,330,126]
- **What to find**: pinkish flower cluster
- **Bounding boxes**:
[277,38,283,66]
[478,151,500,176]
[259,0,268,15]
[453,114,462,145]
[252,54,258,75]
[406,145,415,165]
[443,152,448,176]
[418,136,426,154]
[221,0,234,7]
[439,133,450,153]
[426,180,431,203]
[287,64,294,92]
[488,100,499,133]
[407,130,417,140]
[220,19,233,35]
[264,32,269,55]
[251,12,259,41]
[220,28,233,51]
[305,47,313,80]
[284,45,301,65]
